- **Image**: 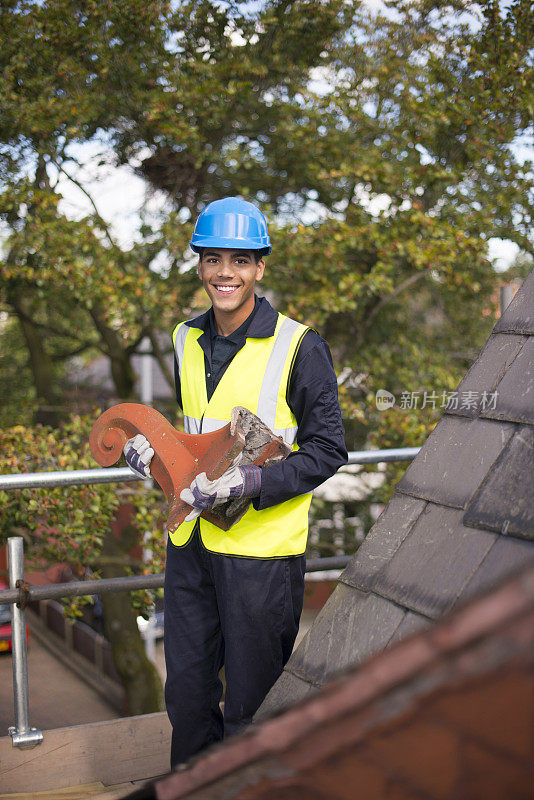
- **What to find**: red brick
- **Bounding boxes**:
[304,751,389,800]
[283,705,387,772]
[386,783,427,800]
[241,779,330,800]
[431,584,526,652]
[461,741,534,800]
[364,720,461,800]
[427,667,534,760]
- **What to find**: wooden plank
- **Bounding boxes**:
[84,790,135,799]
[0,713,171,794]
[90,783,148,800]
[0,783,139,800]
[0,781,106,799]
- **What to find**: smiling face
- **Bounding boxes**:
[198,248,265,335]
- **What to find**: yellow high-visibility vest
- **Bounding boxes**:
[170,312,312,557]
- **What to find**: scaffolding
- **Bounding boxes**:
[0,446,419,749]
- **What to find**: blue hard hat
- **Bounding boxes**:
[190,197,271,255]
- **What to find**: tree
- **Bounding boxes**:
[1,175,195,423]
[0,0,190,423]
[2,1,531,426]
[500,251,534,282]
[112,0,351,213]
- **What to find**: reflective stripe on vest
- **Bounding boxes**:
[171,312,312,557]
[173,323,190,383]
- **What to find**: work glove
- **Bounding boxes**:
[123,434,154,479]
[180,464,262,522]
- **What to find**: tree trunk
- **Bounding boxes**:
[99,507,165,716]
[9,289,62,427]
[89,304,137,399]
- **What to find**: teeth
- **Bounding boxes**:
[215,285,237,293]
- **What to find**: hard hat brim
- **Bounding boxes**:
[190,237,271,255]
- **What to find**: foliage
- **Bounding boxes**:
[0,413,167,612]
[112,0,351,211]
[0,0,195,423]
[1,0,531,422]
[0,315,38,428]
[500,250,534,282]
[0,171,197,422]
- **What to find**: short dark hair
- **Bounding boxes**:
[199,248,266,264]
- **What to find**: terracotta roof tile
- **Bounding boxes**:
[148,565,534,800]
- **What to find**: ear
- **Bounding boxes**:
[197,258,202,279]
[255,259,265,282]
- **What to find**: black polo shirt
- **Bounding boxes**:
[206,296,261,401]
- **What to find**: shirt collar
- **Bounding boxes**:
[208,296,258,343]
[186,295,278,340]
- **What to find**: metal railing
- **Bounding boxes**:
[0,447,419,492]
[0,446,419,749]
[7,538,43,749]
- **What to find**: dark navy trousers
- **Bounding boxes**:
[164,528,306,768]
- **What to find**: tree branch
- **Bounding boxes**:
[51,342,98,361]
[4,295,101,349]
[126,329,150,355]
[49,158,117,248]
[354,269,433,350]
[147,328,175,391]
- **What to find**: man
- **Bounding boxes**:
[124,197,347,768]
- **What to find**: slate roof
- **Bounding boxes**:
[258,268,534,718]
[144,563,534,800]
